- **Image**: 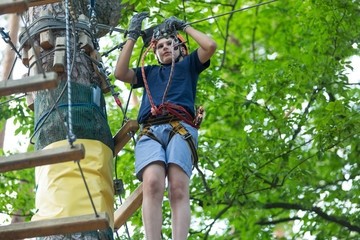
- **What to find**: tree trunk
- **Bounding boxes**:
[22,1,129,239]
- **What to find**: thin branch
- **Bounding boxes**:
[190,0,234,7]
[290,87,322,144]
[0,211,33,217]
[251,0,262,61]
[257,138,314,170]
[199,154,217,170]
[282,130,360,185]
[219,0,237,70]
[210,5,226,39]
[256,217,301,225]
[194,164,213,196]
[204,202,234,240]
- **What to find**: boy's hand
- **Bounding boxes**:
[164,16,189,32]
[128,12,149,41]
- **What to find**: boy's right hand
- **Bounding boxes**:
[128,12,149,42]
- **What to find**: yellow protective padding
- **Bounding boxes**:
[32,139,114,229]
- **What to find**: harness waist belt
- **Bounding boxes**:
[142,113,188,128]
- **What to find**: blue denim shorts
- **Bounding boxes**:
[135,122,198,181]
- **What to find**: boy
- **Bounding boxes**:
[114,12,217,240]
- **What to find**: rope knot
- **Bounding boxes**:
[151,107,158,115]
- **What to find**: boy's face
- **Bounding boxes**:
[155,37,185,64]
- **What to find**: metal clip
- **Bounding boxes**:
[182,132,192,140]
[114,179,124,196]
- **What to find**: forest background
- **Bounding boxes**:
[1,0,360,239]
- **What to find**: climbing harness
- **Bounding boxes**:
[138,114,198,167]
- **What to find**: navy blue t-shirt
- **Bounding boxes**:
[132,49,210,124]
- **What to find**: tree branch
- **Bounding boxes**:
[264,202,360,233]
[0,174,30,183]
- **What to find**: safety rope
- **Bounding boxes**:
[141,40,157,114]
[64,0,76,146]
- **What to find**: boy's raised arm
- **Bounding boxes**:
[114,12,149,84]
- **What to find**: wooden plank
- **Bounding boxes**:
[113,119,139,156]
[0,143,85,173]
[0,71,58,97]
[0,0,62,15]
[0,0,28,15]
[114,183,143,230]
[29,0,61,7]
[0,212,110,239]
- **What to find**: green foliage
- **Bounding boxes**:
[105,0,360,239]
[2,0,360,239]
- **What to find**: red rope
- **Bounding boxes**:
[140,38,200,129]
[141,40,159,115]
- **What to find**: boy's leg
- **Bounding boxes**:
[168,163,191,240]
[142,161,166,240]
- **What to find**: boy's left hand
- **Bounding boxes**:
[164,16,189,32]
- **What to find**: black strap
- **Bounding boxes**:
[138,127,166,150]
[169,122,198,167]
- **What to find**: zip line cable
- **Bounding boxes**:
[185,0,279,26]
[0,94,26,106]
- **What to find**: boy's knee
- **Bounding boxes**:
[144,175,165,198]
[169,182,188,202]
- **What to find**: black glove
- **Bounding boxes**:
[164,16,188,32]
[128,12,149,41]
